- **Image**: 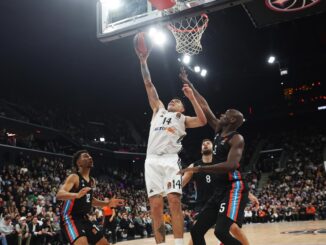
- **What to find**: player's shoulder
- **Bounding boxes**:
[230,133,244,145]
[67,173,79,181]
[64,173,80,187]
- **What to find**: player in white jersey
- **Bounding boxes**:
[136,50,207,245]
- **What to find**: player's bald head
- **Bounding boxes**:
[226,109,244,129]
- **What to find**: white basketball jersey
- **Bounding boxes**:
[146,108,187,155]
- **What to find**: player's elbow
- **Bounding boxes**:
[199,116,207,126]
[56,191,63,200]
[226,162,239,172]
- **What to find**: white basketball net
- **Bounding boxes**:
[168,13,208,55]
[164,0,209,56]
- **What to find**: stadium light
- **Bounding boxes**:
[99,137,105,142]
[182,54,191,65]
[267,55,276,64]
[280,68,288,76]
[318,105,326,111]
[102,0,123,10]
[194,66,201,73]
[148,27,167,46]
[200,69,207,77]
[148,27,157,38]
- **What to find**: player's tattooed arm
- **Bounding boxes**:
[139,59,164,112]
[179,135,244,174]
[179,67,220,132]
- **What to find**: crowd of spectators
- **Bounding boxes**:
[244,131,326,224]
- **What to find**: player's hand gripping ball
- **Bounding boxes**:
[134,32,153,59]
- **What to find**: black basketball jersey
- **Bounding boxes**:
[212,131,244,189]
[61,173,94,219]
[193,160,221,207]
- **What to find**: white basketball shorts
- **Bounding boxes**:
[145,154,182,197]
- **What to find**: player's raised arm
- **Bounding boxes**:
[183,84,207,128]
[179,134,244,174]
[179,67,220,132]
[135,34,164,113]
[56,174,91,200]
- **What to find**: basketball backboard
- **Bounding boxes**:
[97,0,251,43]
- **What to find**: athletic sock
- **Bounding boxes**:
[175,238,184,245]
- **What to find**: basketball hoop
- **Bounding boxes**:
[168,13,209,55]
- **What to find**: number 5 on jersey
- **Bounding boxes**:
[219,203,226,213]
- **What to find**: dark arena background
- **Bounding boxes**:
[0,0,325,245]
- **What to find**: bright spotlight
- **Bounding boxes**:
[268,56,276,64]
[194,66,200,73]
[148,27,157,38]
[200,69,207,77]
[99,137,105,142]
[148,28,166,46]
[182,54,191,64]
[102,0,122,10]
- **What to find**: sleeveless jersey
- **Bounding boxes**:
[212,131,245,189]
[193,160,221,207]
[61,173,94,219]
[146,108,186,155]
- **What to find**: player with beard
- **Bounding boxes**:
[182,139,219,215]
[183,139,259,245]
[57,150,124,245]
[179,68,257,245]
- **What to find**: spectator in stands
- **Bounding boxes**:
[306,204,316,221]
[163,211,172,234]
[103,198,117,244]
[0,215,15,245]
[28,216,43,245]
[133,213,146,238]
[15,216,31,245]
[244,207,252,224]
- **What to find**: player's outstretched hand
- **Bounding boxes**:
[182,84,195,100]
[179,67,190,84]
[178,167,199,175]
[76,187,91,199]
[109,198,125,208]
[248,192,259,209]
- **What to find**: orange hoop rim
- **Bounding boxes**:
[168,13,209,33]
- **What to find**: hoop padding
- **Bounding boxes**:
[168,13,209,55]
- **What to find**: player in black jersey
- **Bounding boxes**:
[179,68,256,245]
[182,139,258,245]
[182,139,220,213]
[56,150,124,245]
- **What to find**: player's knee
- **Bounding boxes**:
[190,223,205,238]
[230,223,240,235]
[214,225,229,241]
[150,197,163,211]
[95,237,110,245]
[167,193,181,209]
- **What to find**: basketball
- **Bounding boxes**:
[133,32,152,57]
[149,0,176,10]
